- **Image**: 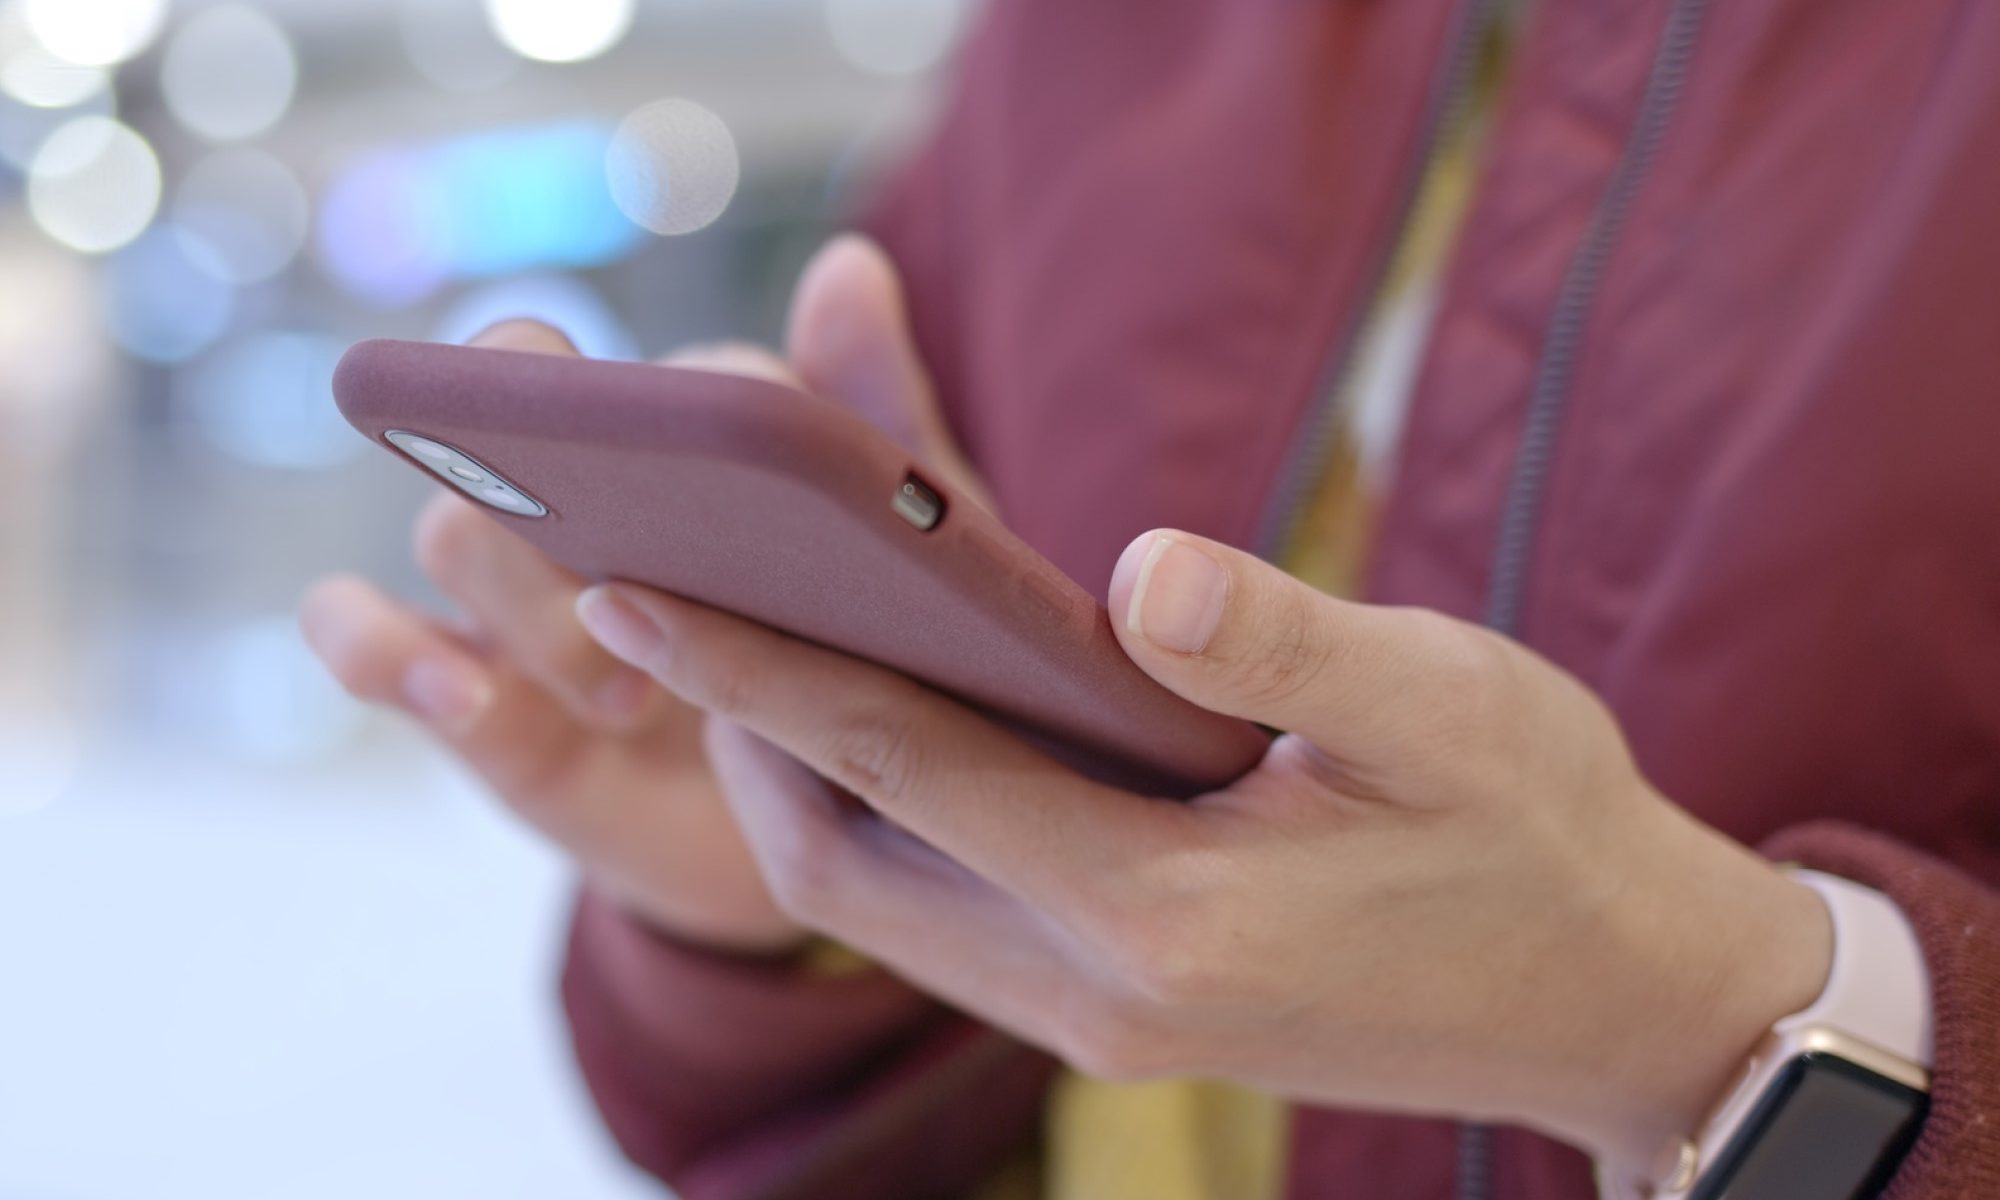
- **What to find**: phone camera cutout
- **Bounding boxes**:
[891,473,943,532]
[384,430,548,519]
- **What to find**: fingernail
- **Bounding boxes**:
[1125,536,1228,654]
[576,586,665,668]
[403,659,493,735]
[591,666,653,724]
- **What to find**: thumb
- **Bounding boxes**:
[1106,530,1510,767]
[785,234,991,508]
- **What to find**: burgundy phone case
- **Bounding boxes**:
[334,339,1268,796]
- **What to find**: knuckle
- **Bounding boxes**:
[1236,590,1333,708]
[1115,905,1252,1010]
[1409,615,1519,748]
[677,650,756,715]
[819,710,924,803]
[1085,858,1259,1010]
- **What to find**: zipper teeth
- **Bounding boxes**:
[1481,0,1711,637]
[1463,3,1710,1198]
[1253,0,1496,561]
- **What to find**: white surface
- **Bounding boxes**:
[0,729,666,1200]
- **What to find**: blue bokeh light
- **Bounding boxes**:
[102,226,236,363]
[178,332,360,470]
[316,121,646,308]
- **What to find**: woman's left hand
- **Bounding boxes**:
[575,526,1832,1173]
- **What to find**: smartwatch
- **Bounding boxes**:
[1606,870,1933,1200]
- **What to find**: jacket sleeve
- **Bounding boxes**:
[562,890,1056,1200]
[1760,822,2000,1199]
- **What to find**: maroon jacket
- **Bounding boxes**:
[562,0,2000,1196]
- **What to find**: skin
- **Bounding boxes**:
[303,236,1832,1179]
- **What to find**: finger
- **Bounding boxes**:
[301,574,497,735]
[786,234,993,510]
[1107,530,1511,767]
[302,575,687,823]
[413,492,661,731]
[577,581,1188,912]
[468,318,580,356]
[703,718,1105,1053]
[300,575,583,789]
[658,340,802,388]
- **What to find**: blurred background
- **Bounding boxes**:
[0,1,963,1195]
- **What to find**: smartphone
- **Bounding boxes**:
[333,338,1268,796]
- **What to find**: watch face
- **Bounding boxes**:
[1692,1052,1927,1200]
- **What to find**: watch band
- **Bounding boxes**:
[1599,870,1933,1200]
[1781,870,1932,1067]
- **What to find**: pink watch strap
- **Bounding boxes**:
[1785,869,1933,1067]
[1597,870,1933,1199]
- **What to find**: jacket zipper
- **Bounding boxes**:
[1253,0,1712,1195]
[1482,0,1712,637]
[1465,2,1711,1199]
[1252,0,1497,560]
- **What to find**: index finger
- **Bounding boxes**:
[577,581,1194,915]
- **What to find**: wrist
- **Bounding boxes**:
[1533,803,1834,1170]
[1584,808,1832,1168]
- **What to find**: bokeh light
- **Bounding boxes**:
[0,82,113,167]
[103,225,236,363]
[604,98,740,236]
[179,332,361,470]
[400,0,519,93]
[208,617,368,765]
[21,0,166,68]
[0,0,108,108]
[319,121,644,306]
[160,4,298,142]
[26,115,159,253]
[316,149,451,307]
[824,0,964,77]
[175,148,310,283]
[484,0,633,65]
[434,274,640,362]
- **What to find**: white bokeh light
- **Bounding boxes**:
[21,0,166,67]
[484,0,633,65]
[0,77,113,167]
[825,0,964,77]
[161,4,297,141]
[174,147,310,283]
[0,0,108,108]
[605,98,740,237]
[26,115,160,253]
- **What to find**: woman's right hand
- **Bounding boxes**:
[300,236,975,954]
